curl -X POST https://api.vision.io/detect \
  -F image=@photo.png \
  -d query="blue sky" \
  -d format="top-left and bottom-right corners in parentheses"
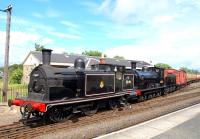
top-left (0, 0), bottom-right (200, 70)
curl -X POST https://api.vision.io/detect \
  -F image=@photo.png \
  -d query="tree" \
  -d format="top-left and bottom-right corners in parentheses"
top-left (0, 71), bottom-right (2, 79)
top-left (113, 55), bottom-right (125, 60)
top-left (82, 50), bottom-right (107, 57)
top-left (9, 68), bottom-right (23, 84)
top-left (155, 63), bottom-right (172, 69)
top-left (35, 43), bottom-right (45, 51)
top-left (9, 64), bottom-right (23, 74)
top-left (180, 67), bottom-right (200, 73)
top-left (62, 52), bottom-right (68, 55)
top-left (0, 64), bottom-right (23, 83)
top-left (7, 64), bottom-right (23, 84)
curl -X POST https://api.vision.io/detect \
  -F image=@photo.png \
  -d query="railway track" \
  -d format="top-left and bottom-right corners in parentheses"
top-left (0, 84), bottom-right (200, 139)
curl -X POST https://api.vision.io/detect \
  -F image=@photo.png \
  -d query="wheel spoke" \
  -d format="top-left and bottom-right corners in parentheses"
top-left (48, 107), bottom-right (72, 122)
top-left (82, 104), bottom-right (99, 116)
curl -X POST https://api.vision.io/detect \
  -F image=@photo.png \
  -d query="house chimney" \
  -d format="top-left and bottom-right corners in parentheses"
top-left (42, 49), bottom-right (52, 65)
top-left (99, 53), bottom-right (105, 64)
top-left (131, 61), bottom-right (137, 69)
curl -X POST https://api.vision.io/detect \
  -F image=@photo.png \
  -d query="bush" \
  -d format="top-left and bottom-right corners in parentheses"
top-left (9, 64), bottom-right (23, 74)
top-left (155, 63), bottom-right (172, 69)
top-left (9, 68), bottom-right (23, 84)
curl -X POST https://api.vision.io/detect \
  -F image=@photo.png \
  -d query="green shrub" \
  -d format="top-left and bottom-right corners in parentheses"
top-left (9, 68), bottom-right (23, 84)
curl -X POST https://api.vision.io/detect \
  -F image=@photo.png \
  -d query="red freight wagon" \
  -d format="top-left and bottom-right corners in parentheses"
top-left (164, 69), bottom-right (187, 86)
top-left (179, 70), bottom-right (187, 85)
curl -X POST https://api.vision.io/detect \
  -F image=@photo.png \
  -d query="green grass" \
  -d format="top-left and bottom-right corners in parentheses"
top-left (0, 78), bottom-right (27, 87)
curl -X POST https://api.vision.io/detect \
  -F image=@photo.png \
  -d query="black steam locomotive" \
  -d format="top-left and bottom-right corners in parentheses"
top-left (9, 49), bottom-right (174, 123)
top-left (9, 49), bottom-right (135, 122)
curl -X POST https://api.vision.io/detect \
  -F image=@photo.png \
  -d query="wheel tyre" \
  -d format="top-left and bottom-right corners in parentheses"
top-left (108, 100), bottom-right (118, 110)
top-left (48, 107), bottom-right (72, 123)
top-left (82, 104), bottom-right (99, 116)
top-left (138, 96), bottom-right (144, 102)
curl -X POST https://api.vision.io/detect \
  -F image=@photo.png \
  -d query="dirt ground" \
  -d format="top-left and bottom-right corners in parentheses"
top-left (0, 103), bottom-right (21, 126)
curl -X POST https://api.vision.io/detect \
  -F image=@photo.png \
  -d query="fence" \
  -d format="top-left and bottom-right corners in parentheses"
top-left (0, 85), bottom-right (28, 102)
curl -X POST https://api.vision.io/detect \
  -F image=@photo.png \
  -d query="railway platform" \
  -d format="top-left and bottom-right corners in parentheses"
top-left (95, 103), bottom-right (200, 139)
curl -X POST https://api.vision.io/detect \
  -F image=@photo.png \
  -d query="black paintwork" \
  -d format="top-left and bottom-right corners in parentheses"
top-left (28, 55), bottom-right (134, 102)
top-left (165, 74), bottom-right (176, 85)
top-left (131, 67), bottom-right (164, 89)
top-left (27, 49), bottom-right (173, 107)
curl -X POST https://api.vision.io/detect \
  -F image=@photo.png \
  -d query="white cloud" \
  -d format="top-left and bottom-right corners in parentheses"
top-left (98, 0), bottom-right (113, 15)
top-left (32, 12), bottom-right (43, 18)
top-left (86, 20), bottom-right (107, 27)
top-left (61, 20), bottom-right (79, 28)
top-left (105, 25), bottom-right (200, 69)
top-left (86, 0), bottom-right (200, 70)
top-left (105, 44), bottom-right (200, 69)
top-left (9, 16), bottom-right (55, 33)
top-left (80, 1), bottom-right (99, 13)
top-left (69, 46), bottom-right (85, 54)
top-left (0, 15), bottom-right (83, 66)
top-left (34, 23), bottom-right (55, 32)
top-left (10, 32), bottom-right (41, 46)
top-left (0, 15), bottom-right (6, 20)
top-left (49, 31), bottom-right (81, 40)
top-left (153, 14), bottom-right (178, 25)
top-left (46, 9), bottom-right (60, 18)
top-left (51, 47), bottom-right (66, 54)
top-left (106, 24), bottom-right (152, 39)
top-left (97, 0), bottom-right (177, 24)
top-left (60, 20), bottom-right (83, 37)
top-left (0, 31), bottom-right (53, 65)
top-left (38, 37), bottom-right (54, 46)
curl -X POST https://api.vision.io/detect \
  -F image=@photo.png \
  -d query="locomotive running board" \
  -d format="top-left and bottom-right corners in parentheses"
top-left (45, 92), bottom-right (128, 108)
top-left (141, 86), bottom-right (165, 92)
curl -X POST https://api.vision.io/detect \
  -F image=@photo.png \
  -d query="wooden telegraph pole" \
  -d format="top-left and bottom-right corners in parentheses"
top-left (1, 5), bottom-right (12, 102)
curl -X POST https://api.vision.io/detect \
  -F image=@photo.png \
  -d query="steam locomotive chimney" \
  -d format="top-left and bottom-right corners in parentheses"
top-left (42, 49), bottom-right (52, 65)
top-left (131, 61), bottom-right (137, 69)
